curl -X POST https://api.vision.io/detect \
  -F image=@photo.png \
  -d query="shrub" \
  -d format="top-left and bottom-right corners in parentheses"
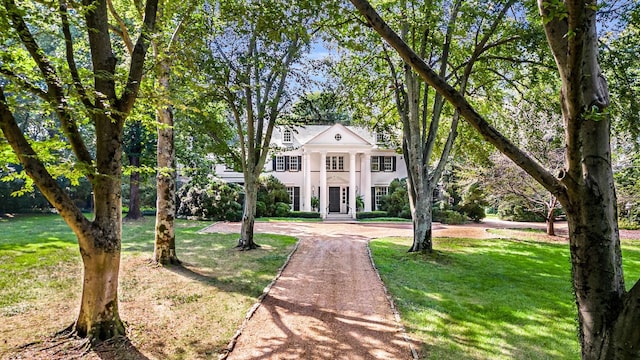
top-left (289, 211), bottom-right (321, 219)
top-left (177, 180), bottom-right (243, 221)
top-left (257, 175), bottom-right (291, 217)
top-left (438, 210), bottom-right (467, 224)
top-left (458, 182), bottom-right (488, 223)
top-left (619, 218), bottom-right (640, 230)
top-left (378, 178), bottom-right (410, 218)
top-left (274, 202), bottom-right (291, 217)
top-left (255, 201), bottom-right (267, 218)
top-left (357, 211), bottom-right (388, 219)
top-left (497, 198), bottom-right (543, 222)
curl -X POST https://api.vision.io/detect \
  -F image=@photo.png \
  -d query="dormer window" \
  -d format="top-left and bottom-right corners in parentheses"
top-left (376, 131), bottom-right (390, 144)
top-left (283, 129), bottom-right (292, 143)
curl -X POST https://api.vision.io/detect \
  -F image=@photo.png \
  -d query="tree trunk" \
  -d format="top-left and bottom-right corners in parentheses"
top-left (74, 237), bottom-right (124, 340)
top-left (239, 174), bottom-right (259, 250)
top-left (125, 154), bottom-right (142, 220)
top-left (546, 207), bottom-right (555, 236)
top-left (154, 59), bottom-right (179, 265)
top-left (74, 116), bottom-right (126, 341)
top-left (408, 181), bottom-right (433, 253)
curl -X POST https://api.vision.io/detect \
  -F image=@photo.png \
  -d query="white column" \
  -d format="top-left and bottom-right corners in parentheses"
top-left (303, 151), bottom-right (311, 211)
top-left (349, 152), bottom-right (357, 219)
top-left (320, 151), bottom-right (327, 219)
top-left (364, 153), bottom-right (372, 212)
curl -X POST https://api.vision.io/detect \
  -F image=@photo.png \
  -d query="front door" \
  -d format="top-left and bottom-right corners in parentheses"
top-left (329, 187), bottom-right (341, 213)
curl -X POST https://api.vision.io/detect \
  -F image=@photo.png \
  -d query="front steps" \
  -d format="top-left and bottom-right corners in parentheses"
top-left (324, 213), bottom-right (356, 222)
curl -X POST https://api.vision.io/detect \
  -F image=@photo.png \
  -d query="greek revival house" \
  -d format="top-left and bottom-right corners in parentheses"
top-left (214, 123), bottom-right (407, 219)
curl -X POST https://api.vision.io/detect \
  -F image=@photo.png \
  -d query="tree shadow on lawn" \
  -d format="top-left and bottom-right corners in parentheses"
top-left (5, 334), bottom-right (150, 360)
top-left (372, 238), bottom-right (581, 359)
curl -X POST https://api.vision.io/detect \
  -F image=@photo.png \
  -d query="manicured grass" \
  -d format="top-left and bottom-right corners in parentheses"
top-left (370, 236), bottom-right (640, 359)
top-left (0, 214), bottom-right (297, 358)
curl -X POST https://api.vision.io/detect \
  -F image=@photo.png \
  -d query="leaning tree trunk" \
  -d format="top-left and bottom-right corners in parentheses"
top-left (239, 173), bottom-right (258, 250)
top-left (125, 154), bottom-right (143, 220)
top-left (154, 59), bottom-right (179, 265)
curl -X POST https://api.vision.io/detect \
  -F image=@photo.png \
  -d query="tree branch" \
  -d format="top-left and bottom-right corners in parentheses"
top-left (107, 0), bottom-right (134, 53)
top-left (0, 68), bottom-right (48, 100)
top-left (60, 0), bottom-right (95, 109)
top-left (0, 86), bottom-right (90, 229)
top-left (349, 0), bottom-right (568, 204)
top-left (116, 0), bottom-right (159, 115)
top-left (4, 0), bottom-right (94, 170)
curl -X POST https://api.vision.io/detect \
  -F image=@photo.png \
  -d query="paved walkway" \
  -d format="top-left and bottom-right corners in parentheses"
top-left (203, 222), bottom-right (416, 360)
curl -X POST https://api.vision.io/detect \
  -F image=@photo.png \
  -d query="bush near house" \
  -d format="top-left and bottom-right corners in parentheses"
top-left (379, 179), bottom-right (412, 219)
top-left (357, 211), bottom-right (388, 219)
top-left (176, 180), bottom-right (243, 221)
top-left (288, 211), bottom-right (321, 219)
top-left (177, 175), bottom-right (294, 221)
top-left (256, 175), bottom-right (291, 218)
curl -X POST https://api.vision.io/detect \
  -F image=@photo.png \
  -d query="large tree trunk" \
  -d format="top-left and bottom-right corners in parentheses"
top-left (74, 236), bottom-right (124, 339)
top-left (125, 154), bottom-right (143, 220)
top-left (154, 59), bottom-right (179, 265)
top-left (238, 174), bottom-right (258, 250)
top-left (409, 190), bottom-right (433, 253)
top-left (562, 115), bottom-right (639, 359)
top-left (406, 166), bottom-right (433, 253)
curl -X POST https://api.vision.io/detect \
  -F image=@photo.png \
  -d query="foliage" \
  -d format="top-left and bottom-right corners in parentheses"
top-left (432, 207), bottom-right (468, 225)
top-left (356, 211), bottom-right (388, 219)
top-left (498, 195), bottom-right (545, 222)
top-left (287, 211), bottom-right (321, 219)
top-left (285, 91), bottom-right (351, 125)
top-left (457, 182), bottom-right (488, 222)
top-left (378, 178), bottom-right (411, 219)
top-left (311, 196), bottom-right (320, 212)
top-left (176, 180), bottom-right (243, 221)
top-left (256, 175), bottom-right (291, 218)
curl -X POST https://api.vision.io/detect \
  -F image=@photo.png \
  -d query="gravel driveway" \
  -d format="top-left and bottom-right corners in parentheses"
top-left (203, 221), bottom-right (417, 360)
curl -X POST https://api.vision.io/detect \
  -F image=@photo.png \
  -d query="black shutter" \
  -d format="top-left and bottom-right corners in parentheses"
top-left (285, 156), bottom-right (290, 171)
top-left (294, 187), bottom-right (300, 211)
top-left (318, 187), bottom-right (321, 201)
top-left (298, 156), bottom-right (302, 172)
top-left (272, 157), bottom-right (276, 171)
top-left (371, 187), bottom-right (376, 210)
top-left (392, 156), bottom-right (396, 171)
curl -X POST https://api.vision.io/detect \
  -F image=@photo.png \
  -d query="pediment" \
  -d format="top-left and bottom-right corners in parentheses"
top-left (305, 124), bottom-right (371, 146)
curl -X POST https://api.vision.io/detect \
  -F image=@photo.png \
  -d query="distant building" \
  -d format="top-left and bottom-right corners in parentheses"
top-left (214, 123), bottom-right (407, 219)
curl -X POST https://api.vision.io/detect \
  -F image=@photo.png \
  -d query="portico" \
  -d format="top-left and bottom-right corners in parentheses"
top-left (303, 149), bottom-right (371, 219)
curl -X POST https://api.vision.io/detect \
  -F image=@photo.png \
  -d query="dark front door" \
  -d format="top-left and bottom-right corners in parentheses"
top-left (329, 187), bottom-right (341, 212)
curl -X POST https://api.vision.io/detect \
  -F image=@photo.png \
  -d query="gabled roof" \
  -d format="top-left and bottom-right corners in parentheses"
top-left (272, 124), bottom-right (376, 148)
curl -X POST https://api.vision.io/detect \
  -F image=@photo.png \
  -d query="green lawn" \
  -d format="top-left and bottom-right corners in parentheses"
top-left (370, 236), bottom-right (640, 359)
top-left (0, 214), bottom-right (297, 358)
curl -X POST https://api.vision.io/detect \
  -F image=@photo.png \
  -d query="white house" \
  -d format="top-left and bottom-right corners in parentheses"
top-left (213, 123), bottom-right (407, 219)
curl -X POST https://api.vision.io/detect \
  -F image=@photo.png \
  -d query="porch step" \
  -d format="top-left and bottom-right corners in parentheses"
top-left (324, 213), bottom-right (356, 222)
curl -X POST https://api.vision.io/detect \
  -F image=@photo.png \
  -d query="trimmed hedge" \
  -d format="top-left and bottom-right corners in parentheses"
top-left (356, 211), bottom-right (388, 219)
top-left (288, 211), bottom-right (321, 219)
